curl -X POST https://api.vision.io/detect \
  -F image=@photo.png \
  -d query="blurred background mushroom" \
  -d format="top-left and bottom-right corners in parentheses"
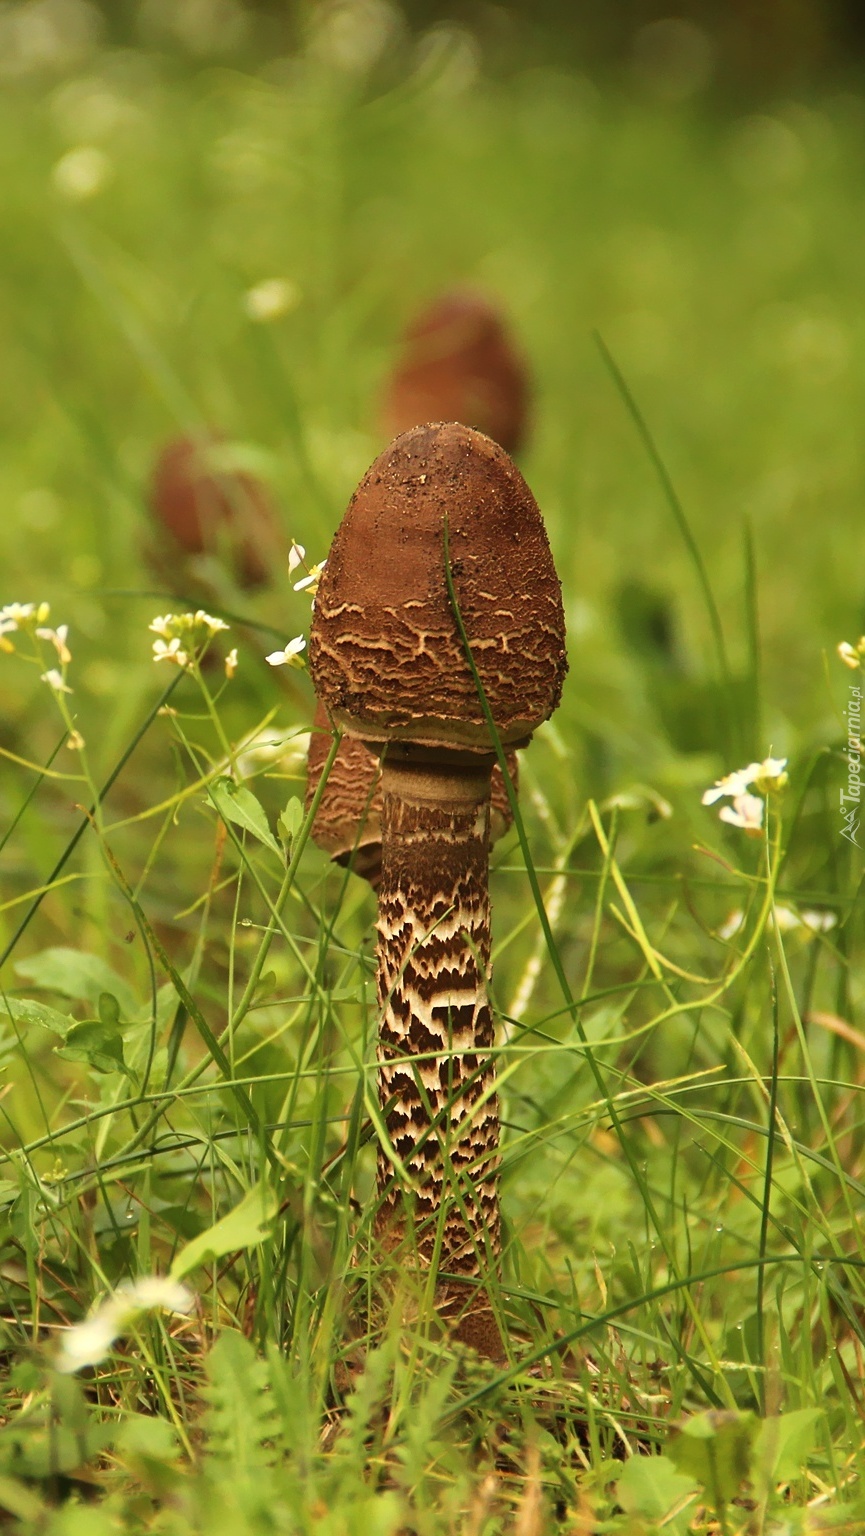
top-left (145, 433), bottom-right (285, 598)
top-left (380, 290), bottom-right (531, 456)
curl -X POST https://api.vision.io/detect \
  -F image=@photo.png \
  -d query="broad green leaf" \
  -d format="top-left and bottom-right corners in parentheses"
top-left (98, 991), bottom-right (120, 1028)
top-left (170, 1183), bottom-right (278, 1280)
top-left (209, 777), bottom-right (281, 856)
top-left (616, 1453), bottom-right (698, 1532)
top-left (0, 998), bottom-right (76, 1037)
top-left (756, 1408), bottom-right (823, 1486)
top-left (13, 948), bottom-right (139, 1019)
top-left (278, 795), bottom-right (303, 843)
top-left (669, 1409), bottom-right (757, 1510)
top-left (55, 1021), bottom-right (132, 1078)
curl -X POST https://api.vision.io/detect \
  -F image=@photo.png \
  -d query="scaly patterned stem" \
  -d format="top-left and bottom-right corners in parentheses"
top-left (374, 753), bottom-right (501, 1344)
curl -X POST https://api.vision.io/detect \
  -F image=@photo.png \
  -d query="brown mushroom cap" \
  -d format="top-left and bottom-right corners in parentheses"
top-left (381, 290), bottom-right (530, 457)
top-left (147, 434), bottom-right (279, 590)
top-left (306, 700), bottom-right (520, 886)
top-left (309, 422), bottom-right (567, 752)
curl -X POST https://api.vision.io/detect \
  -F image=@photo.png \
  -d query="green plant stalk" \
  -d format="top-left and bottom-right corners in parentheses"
top-left (0, 673), bottom-right (182, 973)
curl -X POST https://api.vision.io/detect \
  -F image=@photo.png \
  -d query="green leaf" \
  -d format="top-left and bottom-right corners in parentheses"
top-left (55, 1020), bottom-right (132, 1078)
top-left (616, 1454), bottom-right (698, 1531)
top-left (0, 997), bottom-right (77, 1037)
top-left (278, 795), bottom-right (303, 843)
top-left (170, 1183), bottom-right (278, 1279)
top-left (755, 1408), bottom-right (823, 1486)
top-left (98, 991), bottom-right (121, 1028)
top-left (209, 777), bottom-right (281, 856)
top-left (669, 1409), bottom-right (757, 1511)
top-left (116, 1413), bottom-right (180, 1464)
top-left (13, 948), bottom-right (139, 1018)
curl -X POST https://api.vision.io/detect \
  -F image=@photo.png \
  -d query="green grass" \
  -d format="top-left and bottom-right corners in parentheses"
top-left (0, 25), bottom-right (863, 1534)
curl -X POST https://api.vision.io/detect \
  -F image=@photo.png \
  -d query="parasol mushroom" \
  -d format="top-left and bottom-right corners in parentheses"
top-left (380, 290), bottom-right (531, 456)
top-left (306, 700), bottom-right (520, 892)
top-left (309, 421), bottom-right (566, 1354)
top-left (146, 433), bottom-right (282, 592)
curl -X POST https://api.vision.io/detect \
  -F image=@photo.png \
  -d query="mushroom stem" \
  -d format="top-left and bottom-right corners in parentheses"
top-left (375, 747), bottom-right (501, 1349)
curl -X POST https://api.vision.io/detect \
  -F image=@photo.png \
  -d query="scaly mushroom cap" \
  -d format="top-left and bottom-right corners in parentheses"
top-left (309, 422), bottom-right (567, 752)
top-left (306, 700), bottom-right (520, 886)
top-left (147, 434), bottom-right (279, 591)
top-left (381, 290), bottom-right (530, 456)
top-left (306, 701), bottom-right (383, 886)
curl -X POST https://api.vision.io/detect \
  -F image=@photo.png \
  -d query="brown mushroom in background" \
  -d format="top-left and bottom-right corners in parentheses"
top-left (309, 422), bottom-right (566, 1357)
top-left (306, 701), bottom-right (520, 892)
top-left (146, 433), bottom-right (282, 592)
top-left (380, 290), bottom-right (531, 456)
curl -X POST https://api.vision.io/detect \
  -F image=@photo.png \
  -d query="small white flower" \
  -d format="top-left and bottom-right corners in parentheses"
top-left (36, 623), bottom-right (71, 665)
top-left (702, 765), bottom-right (759, 805)
top-left (0, 601), bottom-right (49, 630)
top-left (703, 756), bottom-right (788, 808)
top-left (149, 611), bottom-right (228, 649)
top-left (52, 146), bottom-right (112, 202)
top-left (116, 1276), bottom-right (193, 1313)
top-left (718, 909), bottom-right (744, 941)
top-left (243, 278), bottom-right (299, 323)
top-left (718, 792), bottom-right (764, 836)
top-left (67, 730), bottom-right (85, 751)
top-left (772, 904), bottom-right (801, 933)
top-left (287, 541), bottom-right (306, 575)
top-left (41, 669), bottom-right (72, 695)
top-left (800, 909), bottom-right (838, 934)
top-left (57, 1275), bottom-right (194, 1374)
top-left (293, 560), bottom-right (326, 598)
top-left (225, 647), bottom-right (238, 679)
top-left (751, 756), bottom-right (788, 794)
top-left (838, 639), bottom-right (865, 670)
top-left (266, 635), bottom-right (306, 669)
top-left (193, 609), bottom-right (229, 637)
top-left (152, 638), bottom-right (190, 669)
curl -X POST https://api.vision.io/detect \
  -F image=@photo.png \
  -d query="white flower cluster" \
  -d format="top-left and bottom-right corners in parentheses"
top-left (1, 602), bottom-right (76, 701)
top-left (719, 905), bottom-right (837, 942)
top-left (149, 610), bottom-right (230, 670)
top-left (838, 637), bottom-right (865, 670)
top-left (57, 1275), bottom-right (194, 1374)
top-left (702, 756), bottom-right (788, 835)
top-left (0, 592), bottom-right (50, 635)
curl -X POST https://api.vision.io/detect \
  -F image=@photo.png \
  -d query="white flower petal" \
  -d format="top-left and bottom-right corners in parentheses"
top-left (718, 910), bottom-right (744, 941)
top-left (56, 1276), bottom-right (194, 1374)
top-left (41, 669), bottom-right (72, 694)
top-left (772, 904), bottom-right (801, 933)
top-left (718, 792), bottom-right (764, 833)
top-left (801, 909), bottom-right (838, 934)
